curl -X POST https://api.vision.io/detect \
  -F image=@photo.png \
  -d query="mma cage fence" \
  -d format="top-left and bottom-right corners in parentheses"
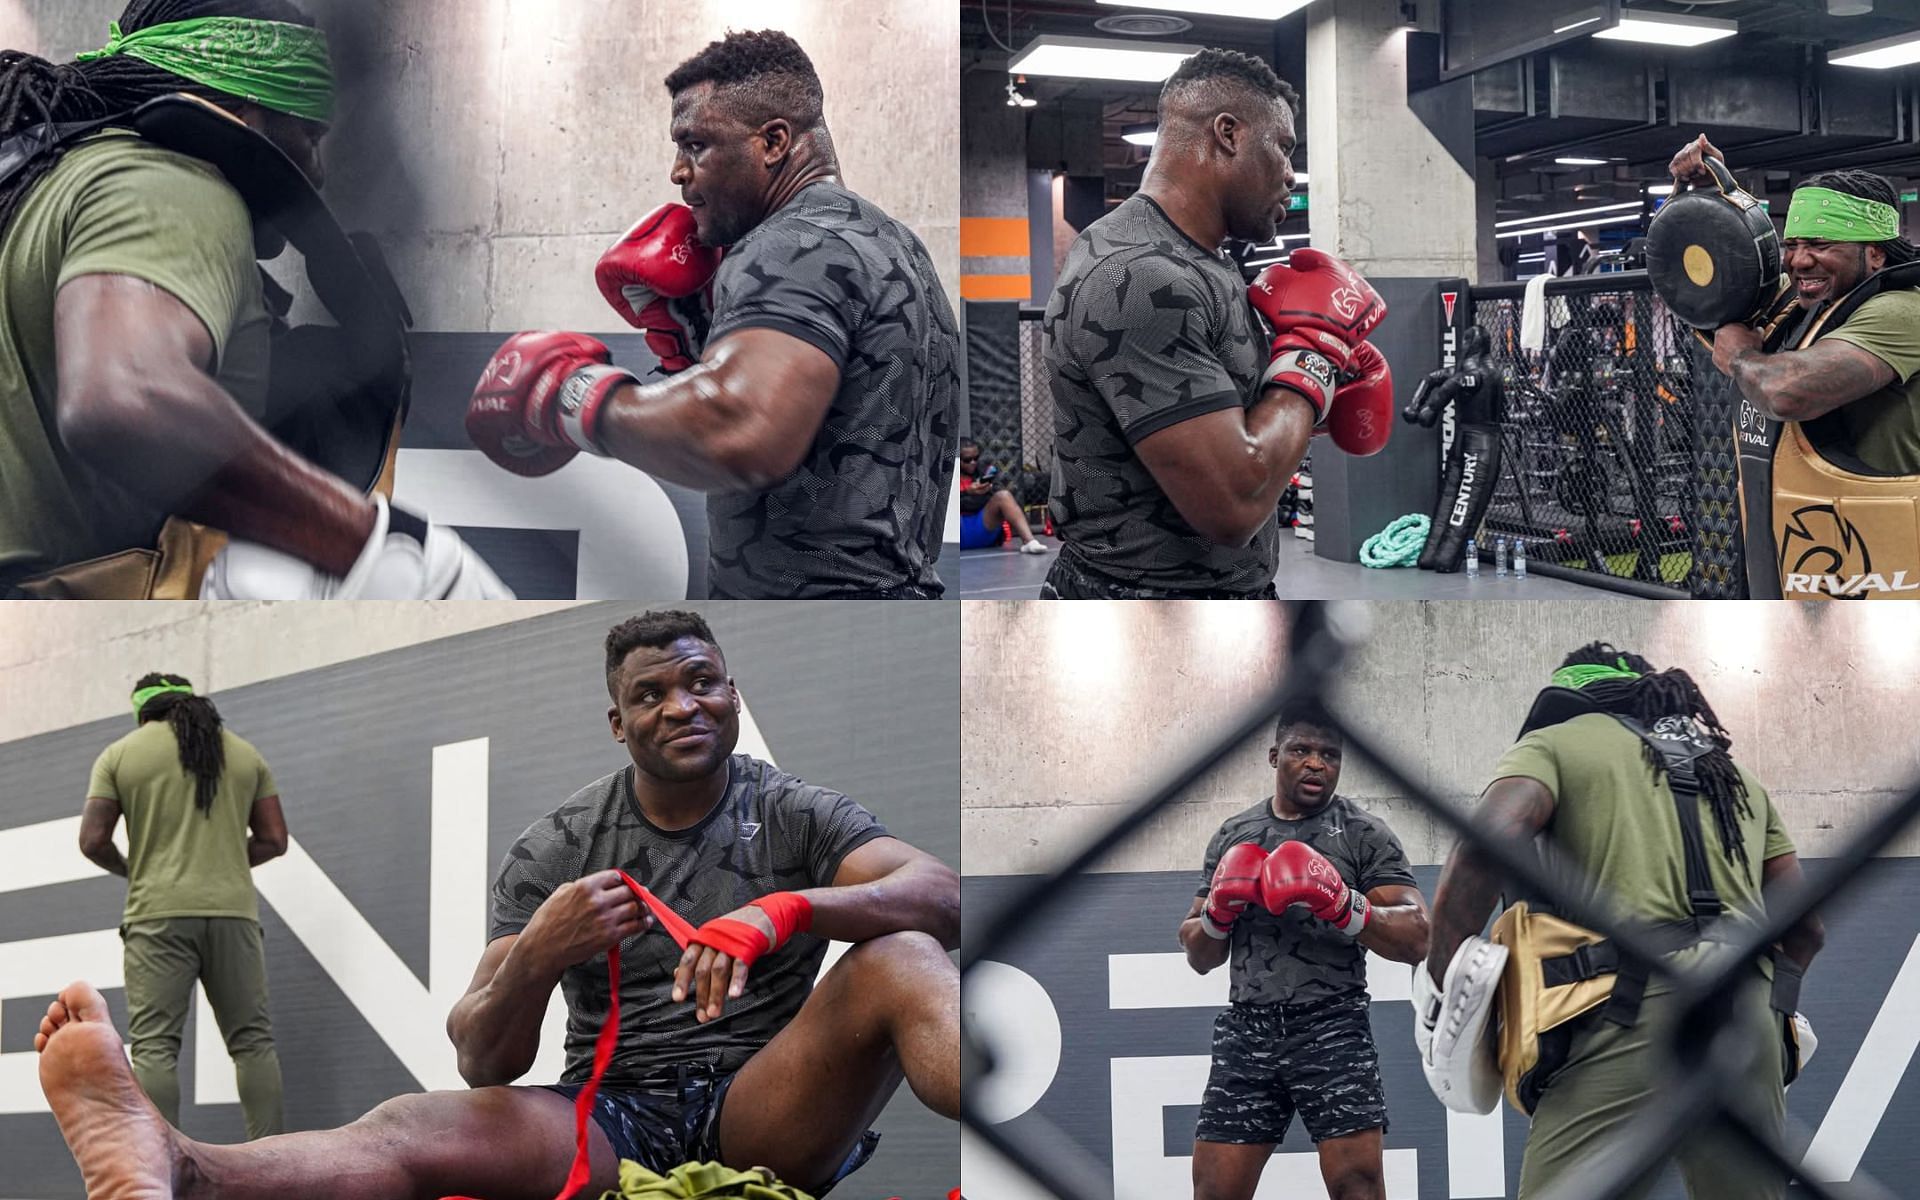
top-left (965, 271), bottom-right (1753, 596)
top-left (958, 600), bottom-right (1914, 1200)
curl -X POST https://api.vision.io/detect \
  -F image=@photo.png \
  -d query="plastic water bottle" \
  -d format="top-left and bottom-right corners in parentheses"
top-left (1495, 536), bottom-right (1510, 577)
top-left (1464, 539), bottom-right (1479, 579)
top-left (1514, 538), bottom-right (1528, 580)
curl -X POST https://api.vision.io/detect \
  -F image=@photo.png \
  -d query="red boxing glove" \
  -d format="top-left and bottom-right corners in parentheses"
top-left (1248, 249), bottom-right (1387, 422)
top-left (1261, 840), bottom-right (1369, 937)
top-left (687, 891), bottom-right (814, 967)
top-left (464, 330), bottom-right (637, 476)
top-left (595, 203), bottom-right (722, 374)
top-left (1203, 842), bottom-right (1270, 939)
top-left (1324, 340), bottom-right (1394, 457)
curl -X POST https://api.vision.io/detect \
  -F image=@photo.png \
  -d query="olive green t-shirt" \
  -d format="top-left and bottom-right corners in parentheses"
top-left (1821, 288), bottom-right (1920, 474)
top-left (1491, 713), bottom-right (1794, 988)
top-left (88, 722), bottom-right (277, 924)
top-left (0, 130), bottom-right (270, 580)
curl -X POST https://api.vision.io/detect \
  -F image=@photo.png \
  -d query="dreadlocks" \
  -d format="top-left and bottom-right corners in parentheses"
top-left (0, 0), bottom-right (315, 232)
top-left (132, 671), bottom-right (226, 816)
top-left (1799, 168), bottom-right (1918, 267)
top-left (1557, 641), bottom-right (1753, 869)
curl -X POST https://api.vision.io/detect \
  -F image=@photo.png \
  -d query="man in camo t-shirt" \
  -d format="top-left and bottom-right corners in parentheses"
top-left (1179, 701), bottom-right (1429, 1200)
top-left (466, 30), bottom-right (957, 599)
top-left (457, 610), bottom-right (961, 1196)
top-left (1042, 48), bottom-right (1307, 599)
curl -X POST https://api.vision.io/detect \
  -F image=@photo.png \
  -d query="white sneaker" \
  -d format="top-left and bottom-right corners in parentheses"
top-left (1018, 539), bottom-right (1050, 555)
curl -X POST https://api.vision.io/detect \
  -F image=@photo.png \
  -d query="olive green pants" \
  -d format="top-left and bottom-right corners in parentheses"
top-left (122, 916), bottom-right (284, 1139)
top-left (1519, 967), bottom-right (1787, 1200)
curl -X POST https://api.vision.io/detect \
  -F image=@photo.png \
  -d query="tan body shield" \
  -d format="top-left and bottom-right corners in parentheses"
top-left (1490, 902), bottom-right (1617, 1115)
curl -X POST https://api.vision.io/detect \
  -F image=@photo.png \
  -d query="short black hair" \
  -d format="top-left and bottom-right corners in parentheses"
top-left (663, 28), bottom-right (824, 132)
top-left (1159, 47), bottom-right (1298, 124)
top-left (1275, 698), bottom-right (1339, 746)
top-left (1798, 168), bottom-right (1917, 265)
top-left (604, 610), bottom-right (722, 696)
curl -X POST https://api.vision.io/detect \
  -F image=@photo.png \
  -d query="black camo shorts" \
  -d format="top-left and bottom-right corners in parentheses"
top-left (1039, 549), bottom-right (1279, 600)
top-left (1195, 992), bottom-right (1388, 1145)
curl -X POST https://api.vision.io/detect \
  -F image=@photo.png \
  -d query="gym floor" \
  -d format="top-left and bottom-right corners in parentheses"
top-left (953, 535), bottom-right (1598, 599)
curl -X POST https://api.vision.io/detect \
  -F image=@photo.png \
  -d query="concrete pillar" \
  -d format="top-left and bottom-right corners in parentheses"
top-left (961, 68), bottom-right (1031, 303)
top-left (1475, 157), bottom-right (1504, 284)
top-left (1304, 0), bottom-right (1475, 277)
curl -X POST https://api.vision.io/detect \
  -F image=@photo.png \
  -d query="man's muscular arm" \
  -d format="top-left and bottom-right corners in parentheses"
top-left (1134, 388), bottom-right (1317, 546)
top-left (1762, 851), bottom-right (1826, 971)
top-left (1425, 775), bottom-right (1556, 985)
top-left (77, 797), bottom-right (127, 877)
top-left (594, 329), bottom-right (842, 493)
top-left (446, 871), bottom-right (649, 1087)
top-left (54, 275), bottom-right (375, 575)
top-left (1356, 883), bottom-right (1430, 966)
top-left (1715, 326), bottom-right (1897, 423)
top-left (1178, 896), bottom-right (1232, 973)
top-left (674, 837), bottom-right (957, 1023)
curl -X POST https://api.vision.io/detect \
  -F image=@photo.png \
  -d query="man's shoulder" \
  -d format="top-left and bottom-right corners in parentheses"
top-left (513, 768), bottom-right (628, 847)
top-left (1213, 797), bottom-right (1275, 841)
top-left (54, 130), bottom-right (243, 208)
top-left (736, 754), bottom-right (850, 812)
top-left (1843, 285), bottom-right (1920, 332)
top-left (1327, 795), bottom-right (1397, 839)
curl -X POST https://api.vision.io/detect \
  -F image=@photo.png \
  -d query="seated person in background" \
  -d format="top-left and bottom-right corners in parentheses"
top-left (959, 441), bottom-right (1048, 555)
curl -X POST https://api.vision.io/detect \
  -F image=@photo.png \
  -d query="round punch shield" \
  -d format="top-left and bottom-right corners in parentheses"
top-left (1645, 157), bottom-right (1784, 330)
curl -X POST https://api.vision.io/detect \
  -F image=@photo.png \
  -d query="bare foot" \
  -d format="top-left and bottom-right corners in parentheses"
top-left (38, 981), bottom-right (179, 1199)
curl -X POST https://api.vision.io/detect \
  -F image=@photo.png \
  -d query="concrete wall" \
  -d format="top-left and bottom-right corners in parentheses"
top-left (0, 602), bottom-right (585, 744)
top-left (961, 600), bottom-right (1920, 874)
top-left (4, 0), bottom-right (958, 330)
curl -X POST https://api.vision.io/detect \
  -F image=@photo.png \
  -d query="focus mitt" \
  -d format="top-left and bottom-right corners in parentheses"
top-left (200, 495), bottom-right (514, 599)
top-left (1412, 935), bottom-right (1508, 1114)
top-left (1785, 1010), bottom-right (1817, 1088)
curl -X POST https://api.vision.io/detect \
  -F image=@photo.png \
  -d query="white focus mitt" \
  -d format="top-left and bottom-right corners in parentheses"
top-left (1412, 935), bottom-right (1509, 1114)
top-left (201, 495), bottom-right (515, 599)
top-left (1786, 1011), bottom-right (1817, 1088)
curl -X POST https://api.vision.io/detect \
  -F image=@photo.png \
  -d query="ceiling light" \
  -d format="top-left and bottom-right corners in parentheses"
top-left (1122, 126), bottom-right (1157, 147)
top-left (1097, 0), bottom-right (1315, 16)
top-left (1830, 31), bottom-right (1920, 68)
top-left (1647, 183), bottom-right (1675, 196)
top-left (1555, 156), bottom-right (1609, 166)
top-left (1828, 0), bottom-right (1874, 15)
top-left (1292, 171), bottom-right (1309, 184)
top-left (1495, 199), bottom-right (1643, 228)
top-left (1594, 12), bottom-right (1737, 46)
top-left (1496, 212), bottom-right (1645, 240)
top-left (1008, 35), bottom-right (1201, 82)
top-left (1005, 79), bottom-right (1037, 108)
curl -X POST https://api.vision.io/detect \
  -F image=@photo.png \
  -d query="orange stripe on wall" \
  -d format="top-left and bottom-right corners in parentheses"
top-left (961, 217), bottom-right (1030, 258)
top-left (961, 274), bottom-right (1032, 301)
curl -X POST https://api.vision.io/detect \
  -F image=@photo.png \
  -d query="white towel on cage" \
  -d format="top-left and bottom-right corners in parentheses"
top-left (1520, 272), bottom-right (1551, 353)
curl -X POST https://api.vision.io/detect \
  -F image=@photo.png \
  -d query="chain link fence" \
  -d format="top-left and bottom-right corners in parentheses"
top-left (1467, 274), bottom-right (1700, 596)
top-left (960, 600), bottom-right (1914, 1200)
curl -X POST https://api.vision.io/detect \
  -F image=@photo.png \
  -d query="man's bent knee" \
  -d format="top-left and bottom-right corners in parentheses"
top-left (830, 930), bottom-right (951, 981)
top-left (1326, 1165), bottom-right (1385, 1200)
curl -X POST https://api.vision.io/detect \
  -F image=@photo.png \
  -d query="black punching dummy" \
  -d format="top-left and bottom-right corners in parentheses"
top-left (1404, 325), bottom-right (1505, 572)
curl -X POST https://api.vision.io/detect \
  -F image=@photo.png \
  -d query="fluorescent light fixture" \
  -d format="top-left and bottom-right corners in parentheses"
top-left (1122, 127), bottom-right (1158, 147)
top-left (1496, 212), bottom-right (1644, 240)
top-left (1008, 35), bottom-right (1201, 82)
top-left (1292, 171), bottom-right (1309, 184)
top-left (1517, 253), bottom-right (1547, 262)
top-left (1554, 16), bottom-right (1603, 34)
top-left (1830, 31), bottom-right (1920, 69)
top-left (1594, 12), bottom-right (1737, 47)
top-left (1555, 156), bottom-right (1609, 166)
top-left (1097, 0), bottom-right (1314, 17)
top-left (1647, 183), bottom-right (1675, 196)
top-left (1495, 200), bottom-right (1642, 229)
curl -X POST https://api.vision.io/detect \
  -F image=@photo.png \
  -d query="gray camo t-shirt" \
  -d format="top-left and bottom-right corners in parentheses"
top-left (1044, 193), bottom-right (1274, 593)
top-left (703, 180), bottom-right (960, 599)
top-left (488, 754), bottom-right (889, 1081)
top-left (1198, 794), bottom-right (1416, 1005)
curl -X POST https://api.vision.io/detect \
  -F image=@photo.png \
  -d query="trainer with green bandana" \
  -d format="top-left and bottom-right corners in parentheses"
top-left (81, 673), bottom-right (289, 1139)
top-left (1424, 642), bottom-right (1826, 1199)
top-left (1670, 137), bottom-right (1920, 474)
top-left (0, 0), bottom-right (503, 600)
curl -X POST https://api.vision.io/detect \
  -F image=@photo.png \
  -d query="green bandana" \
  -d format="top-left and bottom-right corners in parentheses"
top-left (77, 17), bottom-right (334, 124)
top-left (1784, 186), bottom-right (1900, 243)
top-left (131, 682), bottom-right (194, 715)
top-left (1550, 660), bottom-right (1641, 691)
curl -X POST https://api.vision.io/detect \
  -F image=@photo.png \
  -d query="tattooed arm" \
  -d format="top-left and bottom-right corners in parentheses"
top-left (1423, 776), bottom-right (1556, 986)
top-left (1713, 324), bottom-right (1897, 422)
